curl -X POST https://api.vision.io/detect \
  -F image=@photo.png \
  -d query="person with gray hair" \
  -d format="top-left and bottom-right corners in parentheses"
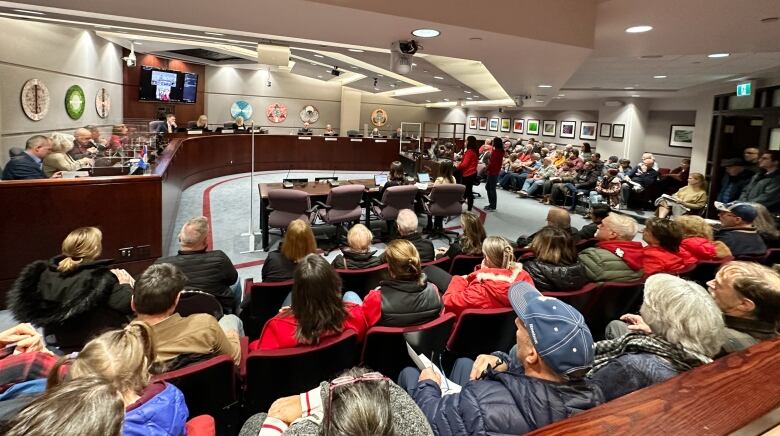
top-left (391, 209), bottom-right (435, 262)
top-left (154, 216), bottom-right (240, 313)
top-left (578, 213), bottom-right (644, 283)
top-left (238, 367), bottom-right (433, 436)
top-left (588, 273), bottom-right (725, 401)
top-left (43, 132), bottom-right (94, 177)
top-left (70, 127), bottom-right (98, 160)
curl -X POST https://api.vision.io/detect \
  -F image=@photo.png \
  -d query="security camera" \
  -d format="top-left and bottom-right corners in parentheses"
top-left (392, 40), bottom-right (420, 55)
top-left (122, 42), bottom-right (137, 67)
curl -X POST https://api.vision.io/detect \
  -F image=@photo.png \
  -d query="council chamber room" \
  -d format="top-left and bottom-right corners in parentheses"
top-left (1, 0), bottom-right (780, 434)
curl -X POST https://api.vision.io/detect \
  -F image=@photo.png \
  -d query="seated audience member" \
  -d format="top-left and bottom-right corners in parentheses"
top-left (425, 236), bottom-right (534, 317)
top-left (577, 203), bottom-right (611, 240)
top-left (743, 147), bottom-right (761, 169)
top-left (707, 261), bottom-right (780, 353)
top-left (580, 142), bottom-right (593, 160)
top-left (331, 224), bottom-right (383, 269)
top-left (191, 114), bottom-right (210, 131)
top-left (42, 132), bottom-right (92, 177)
top-left (435, 211), bottom-right (486, 259)
top-left (656, 158), bottom-right (690, 193)
top-left (323, 124), bottom-right (337, 136)
top-left (240, 367), bottom-right (432, 436)
top-left (8, 227), bottom-right (133, 352)
top-left (232, 116), bottom-right (247, 130)
top-left (517, 157), bottom-right (556, 197)
top-left (578, 213), bottom-right (644, 283)
top-left (378, 161), bottom-right (407, 197)
top-left (86, 125), bottom-right (107, 147)
top-left (250, 255), bottom-right (366, 351)
top-left (555, 161), bottom-right (598, 210)
top-left (5, 377), bottom-right (125, 436)
top-left (154, 113), bottom-right (177, 134)
top-left (363, 240), bottom-right (442, 327)
top-left (434, 160), bottom-right (456, 185)
top-left (551, 149), bottom-right (566, 167)
top-left (674, 215), bottom-right (731, 261)
top-left (655, 172), bottom-right (707, 218)
top-left (588, 274), bottom-right (724, 401)
top-left (523, 227), bottom-right (588, 292)
top-left (70, 128), bottom-right (98, 160)
top-left (516, 208), bottom-right (579, 247)
top-left (262, 219), bottom-right (317, 282)
top-left (539, 163), bottom-right (576, 205)
top-left (48, 321), bottom-right (189, 434)
top-left (739, 151), bottom-right (780, 213)
top-left (717, 158), bottom-right (754, 203)
top-left (593, 168), bottom-right (621, 208)
top-left (642, 217), bottom-right (686, 275)
top-left (619, 153), bottom-right (658, 209)
top-left (154, 216), bottom-right (240, 314)
top-left (714, 202), bottom-right (767, 257)
top-left (133, 263), bottom-right (241, 366)
top-left (2, 135), bottom-right (57, 180)
top-left (589, 152), bottom-right (604, 174)
top-left (751, 202), bottom-right (780, 247)
top-left (399, 282), bottom-right (603, 435)
top-left (392, 209), bottom-right (435, 262)
top-left (108, 124), bottom-right (129, 151)
top-left (604, 155), bottom-right (620, 172)
top-left (566, 148), bottom-right (584, 170)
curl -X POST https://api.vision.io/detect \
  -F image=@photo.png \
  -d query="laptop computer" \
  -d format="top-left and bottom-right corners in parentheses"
top-left (417, 172), bottom-right (430, 183)
top-left (374, 174), bottom-right (388, 186)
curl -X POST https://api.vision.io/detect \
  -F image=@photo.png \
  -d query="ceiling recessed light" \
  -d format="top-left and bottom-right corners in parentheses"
top-left (653, 75), bottom-right (667, 79)
top-left (443, 98), bottom-right (450, 101)
top-left (134, 41), bottom-right (143, 45)
top-left (708, 53), bottom-right (730, 58)
top-left (631, 94), bottom-right (640, 97)
top-left (624, 87), bottom-right (634, 90)
top-left (13, 9), bottom-right (45, 15)
top-left (94, 24), bottom-right (112, 29)
top-left (204, 31), bottom-right (224, 36)
top-left (466, 97), bottom-right (472, 100)
top-left (625, 25), bottom-right (653, 33)
top-left (412, 28), bottom-right (440, 38)
top-left (537, 84), bottom-right (552, 88)
top-left (535, 100), bottom-right (544, 103)
top-left (350, 66), bottom-right (358, 69)
top-left (464, 90), bottom-right (471, 94)
top-left (374, 87), bottom-right (379, 90)
top-left (558, 94), bottom-right (565, 97)
top-left (310, 62), bottom-right (317, 66)
top-left (314, 54), bottom-right (324, 58)
top-left (425, 100), bottom-right (431, 103)
top-left (348, 48), bottom-right (364, 53)
top-left (411, 63), bottom-right (417, 67)
top-left (377, 74), bottom-right (383, 77)
top-left (433, 76), bottom-right (444, 80)
top-left (317, 75), bottom-right (323, 78)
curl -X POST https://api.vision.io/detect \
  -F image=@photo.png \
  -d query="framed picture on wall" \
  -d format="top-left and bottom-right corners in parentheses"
top-left (599, 123), bottom-right (612, 138)
top-left (580, 122), bottom-right (597, 140)
top-left (500, 118), bottom-right (511, 132)
top-left (468, 117), bottom-right (478, 129)
top-left (669, 125), bottom-right (695, 148)
top-left (489, 117), bottom-right (499, 131)
top-left (513, 118), bottom-right (524, 134)
top-left (560, 121), bottom-right (576, 139)
top-left (542, 120), bottom-right (556, 137)
top-left (526, 119), bottom-right (540, 135)
top-left (612, 124), bottom-right (625, 139)
top-left (479, 117), bottom-right (488, 130)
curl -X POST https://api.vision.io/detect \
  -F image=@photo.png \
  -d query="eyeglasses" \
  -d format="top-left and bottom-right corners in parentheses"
top-left (325, 372), bottom-right (389, 431)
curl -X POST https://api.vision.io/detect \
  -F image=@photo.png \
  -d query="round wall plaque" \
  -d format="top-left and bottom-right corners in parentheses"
top-left (371, 108), bottom-right (388, 127)
top-left (299, 105), bottom-right (319, 123)
top-left (266, 103), bottom-right (288, 123)
top-left (65, 85), bottom-right (86, 120)
top-left (20, 78), bottom-right (50, 121)
top-left (95, 87), bottom-right (111, 118)
top-left (230, 100), bottom-right (254, 120)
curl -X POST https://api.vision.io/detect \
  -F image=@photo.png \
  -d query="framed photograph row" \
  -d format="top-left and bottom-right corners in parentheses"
top-left (468, 116), bottom-right (607, 141)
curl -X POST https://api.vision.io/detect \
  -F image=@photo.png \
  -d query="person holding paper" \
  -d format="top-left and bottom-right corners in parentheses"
top-left (398, 282), bottom-right (604, 435)
top-left (654, 173), bottom-right (707, 218)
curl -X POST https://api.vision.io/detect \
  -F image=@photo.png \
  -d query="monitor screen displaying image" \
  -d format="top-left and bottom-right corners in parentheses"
top-left (139, 66), bottom-right (198, 104)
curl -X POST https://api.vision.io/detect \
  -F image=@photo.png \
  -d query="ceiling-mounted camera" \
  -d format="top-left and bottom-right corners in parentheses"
top-left (122, 42), bottom-right (137, 67)
top-left (390, 40), bottom-right (421, 75)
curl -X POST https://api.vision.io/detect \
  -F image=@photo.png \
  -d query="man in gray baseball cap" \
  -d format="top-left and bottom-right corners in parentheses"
top-left (399, 282), bottom-right (604, 435)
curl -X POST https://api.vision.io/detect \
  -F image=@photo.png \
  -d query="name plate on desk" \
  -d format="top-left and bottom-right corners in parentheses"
top-left (187, 130), bottom-right (203, 135)
top-left (221, 129), bottom-right (234, 134)
top-left (350, 138), bottom-right (363, 142)
top-left (297, 136), bottom-right (312, 140)
top-left (324, 137), bottom-right (338, 141)
top-left (374, 139), bottom-right (387, 143)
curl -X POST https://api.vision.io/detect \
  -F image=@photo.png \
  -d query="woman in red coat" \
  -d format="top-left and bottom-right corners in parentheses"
top-left (456, 136), bottom-right (479, 211)
top-left (249, 255), bottom-right (367, 351)
top-left (484, 137), bottom-right (506, 211)
top-left (674, 215), bottom-right (732, 264)
top-left (642, 217), bottom-right (686, 275)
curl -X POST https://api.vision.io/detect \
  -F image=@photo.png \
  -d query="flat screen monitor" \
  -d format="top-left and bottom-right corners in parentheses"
top-left (374, 174), bottom-right (388, 186)
top-left (139, 66), bottom-right (198, 104)
top-left (417, 172), bottom-right (430, 183)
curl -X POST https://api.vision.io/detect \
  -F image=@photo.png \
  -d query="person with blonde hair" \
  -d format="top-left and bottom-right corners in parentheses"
top-left (750, 202), bottom-right (780, 247)
top-left (43, 132), bottom-right (93, 177)
top-left (232, 115), bottom-right (247, 130)
top-left (425, 236), bottom-right (534, 317)
top-left (262, 219), bottom-right (317, 282)
top-left (192, 114), bottom-right (210, 131)
top-left (674, 215), bottom-right (732, 261)
top-left (523, 226), bottom-right (588, 292)
top-left (589, 274), bottom-right (725, 401)
top-left (655, 173), bottom-right (707, 218)
top-left (331, 224), bottom-right (382, 269)
top-left (8, 227), bottom-right (134, 353)
top-left (362, 239), bottom-right (442, 327)
top-left (435, 212), bottom-right (486, 259)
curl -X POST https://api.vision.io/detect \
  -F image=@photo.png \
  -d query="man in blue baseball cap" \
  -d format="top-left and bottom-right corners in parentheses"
top-left (714, 201), bottom-right (767, 257)
top-left (399, 282), bottom-right (604, 435)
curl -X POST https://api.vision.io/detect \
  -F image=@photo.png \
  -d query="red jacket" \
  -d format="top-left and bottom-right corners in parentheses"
top-left (442, 264), bottom-right (534, 317)
top-left (249, 302), bottom-right (368, 351)
top-left (679, 237), bottom-right (718, 266)
top-left (595, 240), bottom-right (644, 271)
top-left (642, 246), bottom-right (686, 275)
top-left (457, 149), bottom-right (478, 177)
top-left (486, 149), bottom-right (505, 176)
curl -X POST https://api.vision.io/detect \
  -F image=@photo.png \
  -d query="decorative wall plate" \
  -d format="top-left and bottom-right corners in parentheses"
top-left (20, 78), bottom-right (50, 121)
top-left (266, 103), bottom-right (287, 123)
top-left (95, 87), bottom-right (111, 118)
top-left (299, 105), bottom-right (319, 123)
top-left (65, 85), bottom-right (85, 120)
top-left (230, 100), bottom-right (254, 120)
top-left (371, 108), bottom-right (388, 127)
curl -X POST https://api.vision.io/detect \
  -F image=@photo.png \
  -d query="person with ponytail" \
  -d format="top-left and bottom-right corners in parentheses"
top-left (48, 321), bottom-right (189, 435)
top-left (362, 239), bottom-right (442, 327)
top-left (8, 227), bottom-right (134, 353)
top-left (424, 236), bottom-right (534, 317)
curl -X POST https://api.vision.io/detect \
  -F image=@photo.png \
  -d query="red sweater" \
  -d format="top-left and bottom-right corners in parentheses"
top-left (443, 264), bottom-right (534, 317)
top-left (249, 303), bottom-right (368, 351)
top-left (457, 149), bottom-right (478, 177)
top-left (642, 246), bottom-right (686, 275)
top-left (486, 149), bottom-right (505, 176)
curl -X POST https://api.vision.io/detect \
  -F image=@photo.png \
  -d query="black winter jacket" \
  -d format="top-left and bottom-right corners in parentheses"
top-left (522, 259), bottom-right (588, 292)
top-left (374, 276), bottom-right (442, 327)
top-left (261, 250), bottom-right (297, 282)
top-left (331, 249), bottom-right (384, 270)
top-left (155, 249), bottom-right (238, 312)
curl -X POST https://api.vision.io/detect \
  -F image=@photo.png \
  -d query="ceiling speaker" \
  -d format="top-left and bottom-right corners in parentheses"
top-left (257, 44), bottom-right (290, 67)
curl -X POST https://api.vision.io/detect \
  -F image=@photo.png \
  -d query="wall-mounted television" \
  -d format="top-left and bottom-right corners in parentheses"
top-left (138, 66), bottom-right (198, 104)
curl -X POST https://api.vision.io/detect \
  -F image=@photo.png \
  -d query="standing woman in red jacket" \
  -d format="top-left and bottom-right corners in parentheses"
top-left (484, 137), bottom-right (506, 211)
top-left (456, 136), bottom-right (479, 211)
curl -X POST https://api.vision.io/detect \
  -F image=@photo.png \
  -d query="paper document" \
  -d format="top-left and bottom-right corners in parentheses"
top-left (406, 342), bottom-right (461, 396)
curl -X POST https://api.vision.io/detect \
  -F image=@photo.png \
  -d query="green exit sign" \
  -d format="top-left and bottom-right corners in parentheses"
top-left (737, 82), bottom-right (752, 96)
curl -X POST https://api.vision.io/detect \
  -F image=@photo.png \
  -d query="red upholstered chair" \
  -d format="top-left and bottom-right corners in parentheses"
top-left (335, 264), bottom-right (389, 299)
top-left (239, 279), bottom-right (294, 340)
top-left (175, 290), bottom-right (223, 320)
top-left (360, 313), bottom-right (456, 379)
top-left (371, 185), bottom-right (418, 236)
top-left (421, 255), bottom-right (451, 271)
top-left (681, 259), bottom-right (730, 288)
top-left (446, 308), bottom-right (517, 360)
top-left (422, 184), bottom-right (466, 242)
top-left (152, 354), bottom-right (237, 418)
top-left (448, 254), bottom-right (483, 276)
top-left (244, 330), bottom-right (360, 413)
top-left (568, 280), bottom-right (645, 341)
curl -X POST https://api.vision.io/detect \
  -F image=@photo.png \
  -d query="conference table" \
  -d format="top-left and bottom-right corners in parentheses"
top-left (0, 133), bottom-right (400, 303)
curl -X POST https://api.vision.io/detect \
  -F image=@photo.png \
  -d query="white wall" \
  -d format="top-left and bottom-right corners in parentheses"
top-left (0, 18), bottom-right (124, 165)
top-left (644, 110), bottom-right (696, 168)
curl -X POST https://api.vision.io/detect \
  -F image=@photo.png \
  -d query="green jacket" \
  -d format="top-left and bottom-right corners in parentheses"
top-left (578, 247), bottom-right (643, 283)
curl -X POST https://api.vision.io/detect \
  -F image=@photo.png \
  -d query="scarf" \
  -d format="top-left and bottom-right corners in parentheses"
top-left (589, 332), bottom-right (712, 375)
